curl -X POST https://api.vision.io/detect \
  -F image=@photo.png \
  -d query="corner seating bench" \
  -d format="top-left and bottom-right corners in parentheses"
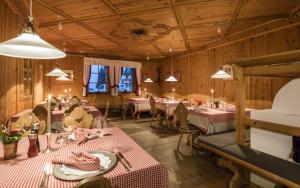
top-left (194, 131), bottom-right (300, 188)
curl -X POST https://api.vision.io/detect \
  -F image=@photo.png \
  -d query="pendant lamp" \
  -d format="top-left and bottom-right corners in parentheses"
top-left (46, 67), bottom-right (68, 77)
top-left (0, 0), bottom-right (66, 59)
top-left (56, 75), bottom-right (70, 81)
top-left (211, 65), bottom-right (232, 79)
top-left (165, 48), bottom-right (177, 82)
top-left (144, 78), bottom-right (154, 83)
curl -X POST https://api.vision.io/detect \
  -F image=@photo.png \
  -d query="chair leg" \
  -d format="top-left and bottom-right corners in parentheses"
top-left (190, 133), bottom-right (193, 155)
top-left (177, 133), bottom-right (184, 151)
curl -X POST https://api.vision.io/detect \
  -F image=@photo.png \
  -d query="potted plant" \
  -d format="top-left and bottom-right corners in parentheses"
top-left (0, 126), bottom-right (23, 160)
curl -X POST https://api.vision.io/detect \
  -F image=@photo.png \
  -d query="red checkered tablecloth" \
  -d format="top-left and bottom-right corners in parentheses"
top-left (0, 127), bottom-right (168, 188)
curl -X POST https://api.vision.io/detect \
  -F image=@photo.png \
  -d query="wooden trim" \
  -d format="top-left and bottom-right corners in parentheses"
top-left (224, 0), bottom-right (246, 36)
top-left (174, 16), bottom-right (300, 58)
top-left (244, 63), bottom-right (300, 76)
top-left (170, 0), bottom-right (190, 49)
top-left (244, 117), bottom-right (300, 137)
top-left (198, 142), bottom-right (300, 188)
top-left (232, 50), bottom-right (300, 67)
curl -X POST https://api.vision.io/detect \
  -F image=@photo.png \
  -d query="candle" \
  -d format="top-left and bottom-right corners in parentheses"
top-left (172, 88), bottom-right (175, 99)
top-left (68, 88), bottom-right (72, 98)
top-left (47, 94), bottom-right (52, 133)
top-left (210, 89), bottom-right (214, 108)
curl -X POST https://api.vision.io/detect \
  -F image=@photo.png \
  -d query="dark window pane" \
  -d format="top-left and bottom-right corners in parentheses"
top-left (119, 67), bottom-right (133, 93)
top-left (88, 65), bottom-right (108, 93)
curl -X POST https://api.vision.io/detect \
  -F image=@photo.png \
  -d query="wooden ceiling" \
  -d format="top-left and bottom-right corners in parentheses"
top-left (14, 0), bottom-right (300, 60)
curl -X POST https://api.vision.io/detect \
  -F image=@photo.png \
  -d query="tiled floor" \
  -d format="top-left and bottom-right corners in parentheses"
top-left (108, 118), bottom-right (232, 188)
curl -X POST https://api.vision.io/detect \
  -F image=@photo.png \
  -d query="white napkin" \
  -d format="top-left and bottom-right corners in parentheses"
top-left (61, 153), bottom-right (112, 176)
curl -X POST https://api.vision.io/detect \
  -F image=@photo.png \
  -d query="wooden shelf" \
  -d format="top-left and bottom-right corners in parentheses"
top-left (232, 50), bottom-right (300, 67)
top-left (243, 63), bottom-right (300, 77)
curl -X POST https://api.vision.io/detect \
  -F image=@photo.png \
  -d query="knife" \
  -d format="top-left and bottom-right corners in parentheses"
top-left (116, 154), bottom-right (130, 172)
top-left (117, 152), bottom-right (132, 168)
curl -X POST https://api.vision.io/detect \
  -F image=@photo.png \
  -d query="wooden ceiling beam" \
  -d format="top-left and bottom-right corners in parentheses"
top-left (224, 0), bottom-right (246, 36)
top-left (170, 0), bottom-right (190, 49)
top-left (290, 3), bottom-right (300, 17)
top-left (33, 0), bottom-right (143, 58)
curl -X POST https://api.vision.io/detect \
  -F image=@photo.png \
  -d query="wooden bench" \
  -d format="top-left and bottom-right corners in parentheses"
top-left (195, 131), bottom-right (300, 188)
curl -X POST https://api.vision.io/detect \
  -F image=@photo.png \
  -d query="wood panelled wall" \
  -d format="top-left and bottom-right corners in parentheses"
top-left (0, 1), bottom-right (44, 122)
top-left (160, 26), bottom-right (300, 109)
top-left (43, 55), bottom-right (161, 108)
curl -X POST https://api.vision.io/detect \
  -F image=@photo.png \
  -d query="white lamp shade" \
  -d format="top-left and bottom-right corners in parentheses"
top-left (165, 75), bottom-right (178, 82)
top-left (0, 32), bottom-right (66, 59)
top-left (211, 69), bottom-right (232, 79)
top-left (46, 67), bottom-right (68, 77)
top-left (56, 75), bottom-right (70, 81)
top-left (144, 78), bottom-right (154, 83)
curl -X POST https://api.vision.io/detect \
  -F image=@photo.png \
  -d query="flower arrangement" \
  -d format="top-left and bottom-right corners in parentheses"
top-left (0, 126), bottom-right (23, 144)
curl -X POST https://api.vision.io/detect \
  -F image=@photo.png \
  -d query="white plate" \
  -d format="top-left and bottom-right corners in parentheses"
top-left (53, 150), bottom-right (117, 181)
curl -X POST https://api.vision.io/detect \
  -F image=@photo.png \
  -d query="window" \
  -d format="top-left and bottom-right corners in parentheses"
top-left (88, 65), bottom-right (109, 93)
top-left (23, 59), bottom-right (33, 97)
top-left (119, 67), bottom-right (134, 93)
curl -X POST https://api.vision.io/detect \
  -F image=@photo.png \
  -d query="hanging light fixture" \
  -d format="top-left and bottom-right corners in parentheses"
top-left (144, 78), bottom-right (154, 83)
top-left (211, 65), bottom-right (232, 79)
top-left (56, 75), bottom-right (70, 81)
top-left (165, 48), bottom-right (178, 82)
top-left (46, 67), bottom-right (68, 77)
top-left (0, 0), bottom-right (66, 59)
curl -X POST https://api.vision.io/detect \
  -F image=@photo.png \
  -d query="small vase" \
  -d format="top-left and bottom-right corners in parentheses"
top-left (3, 142), bottom-right (18, 160)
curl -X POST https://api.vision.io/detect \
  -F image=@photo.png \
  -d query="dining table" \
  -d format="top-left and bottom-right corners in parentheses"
top-left (155, 99), bottom-right (189, 118)
top-left (187, 106), bottom-right (254, 135)
top-left (127, 97), bottom-right (151, 119)
top-left (0, 127), bottom-right (168, 188)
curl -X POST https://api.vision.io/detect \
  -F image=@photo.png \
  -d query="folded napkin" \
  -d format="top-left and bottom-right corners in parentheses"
top-left (52, 152), bottom-right (101, 171)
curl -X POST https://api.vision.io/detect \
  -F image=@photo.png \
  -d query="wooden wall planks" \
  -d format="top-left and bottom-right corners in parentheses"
top-left (160, 26), bottom-right (300, 109)
top-left (0, 1), bottom-right (44, 122)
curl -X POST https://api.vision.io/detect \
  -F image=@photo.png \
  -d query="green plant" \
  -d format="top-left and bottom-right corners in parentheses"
top-left (0, 130), bottom-right (23, 144)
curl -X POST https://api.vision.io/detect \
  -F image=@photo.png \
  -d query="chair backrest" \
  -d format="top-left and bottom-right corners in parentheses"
top-left (104, 100), bottom-right (110, 120)
top-left (75, 176), bottom-right (113, 188)
top-left (65, 104), bottom-right (80, 114)
top-left (149, 96), bottom-right (156, 114)
top-left (32, 105), bottom-right (48, 122)
top-left (69, 97), bottom-right (81, 106)
top-left (64, 107), bottom-right (93, 129)
top-left (174, 102), bottom-right (189, 129)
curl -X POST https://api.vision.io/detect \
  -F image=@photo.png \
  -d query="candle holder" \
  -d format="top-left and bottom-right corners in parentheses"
top-left (43, 133), bottom-right (55, 154)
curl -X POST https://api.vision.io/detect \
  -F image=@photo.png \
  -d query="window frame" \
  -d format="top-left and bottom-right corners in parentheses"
top-left (87, 65), bottom-right (110, 94)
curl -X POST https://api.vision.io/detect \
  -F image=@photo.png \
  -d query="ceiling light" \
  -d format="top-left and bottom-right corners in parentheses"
top-left (46, 67), bottom-right (68, 77)
top-left (216, 18), bottom-right (222, 34)
top-left (56, 75), bottom-right (70, 81)
top-left (211, 68), bottom-right (232, 79)
top-left (165, 75), bottom-right (178, 82)
top-left (144, 78), bottom-right (154, 83)
top-left (0, 0), bottom-right (66, 59)
top-left (166, 47), bottom-right (178, 82)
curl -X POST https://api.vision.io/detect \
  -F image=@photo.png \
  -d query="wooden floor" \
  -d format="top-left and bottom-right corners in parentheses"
top-left (108, 118), bottom-right (232, 188)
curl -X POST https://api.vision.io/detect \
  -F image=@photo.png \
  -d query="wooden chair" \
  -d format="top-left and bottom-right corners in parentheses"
top-left (149, 96), bottom-right (160, 128)
top-left (64, 107), bottom-right (93, 129)
top-left (69, 96), bottom-right (81, 106)
top-left (120, 94), bottom-right (129, 120)
top-left (174, 102), bottom-right (198, 155)
top-left (32, 105), bottom-right (48, 123)
top-left (10, 112), bottom-right (46, 135)
top-left (65, 104), bottom-right (80, 114)
top-left (75, 176), bottom-right (114, 188)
